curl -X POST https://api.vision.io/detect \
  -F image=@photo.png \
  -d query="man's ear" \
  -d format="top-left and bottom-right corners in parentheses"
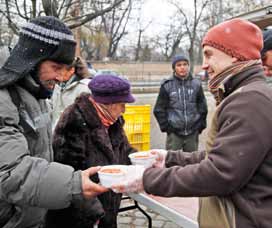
top-left (232, 57), bottom-right (238, 63)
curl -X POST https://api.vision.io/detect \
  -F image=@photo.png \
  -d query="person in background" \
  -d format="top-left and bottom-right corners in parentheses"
top-left (261, 29), bottom-right (272, 78)
top-left (52, 56), bottom-right (93, 130)
top-left (114, 18), bottom-right (272, 228)
top-left (46, 74), bottom-right (136, 228)
top-left (0, 16), bottom-right (108, 228)
top-left (87, 61), bottom-right (97, 76)
top-left (153, 55), bottom-right (207, 151)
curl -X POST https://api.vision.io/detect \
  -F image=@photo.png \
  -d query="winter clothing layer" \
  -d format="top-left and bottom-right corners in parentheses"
top-left (0, 73), bottom-right (81, 228)
top-left (47, 93), bottom-right (136, 228)
top-left (1, 16), bottom-right (76, 88)
top-left (154, 73), bottom-right (207, 136)
top-left (166, 131), bottom-right (198, 151)
top-left (143, 66), bottom-right (272, 227)
top-left (202, 18), bottom-right (263, 61)
top-left (51, 75), bottom-right (90, 130)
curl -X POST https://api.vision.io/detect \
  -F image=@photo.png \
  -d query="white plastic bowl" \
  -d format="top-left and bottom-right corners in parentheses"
top-left (98, 165), bottom-right (127, 187)
top-left (128, 151), bottom-right (156, 168)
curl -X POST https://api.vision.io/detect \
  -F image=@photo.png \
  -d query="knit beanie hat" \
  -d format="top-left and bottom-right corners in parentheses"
top-left (172, 55), bottom-right (189, 70)
top-left (202, 18), bottom-right (263, 61)
top-left (261, 29), bottom-right (272, 57)
top-left (2, 16), bottom-right (76, 83)
top-left (88, 74), bottom-right (135, 104)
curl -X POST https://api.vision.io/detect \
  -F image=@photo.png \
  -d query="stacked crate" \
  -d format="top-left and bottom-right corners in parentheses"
top-left (123, 105), bottom-right (151, 151)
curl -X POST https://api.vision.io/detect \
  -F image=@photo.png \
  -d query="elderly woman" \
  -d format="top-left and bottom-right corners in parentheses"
top-left (45, 74), bottom-right (136, 228)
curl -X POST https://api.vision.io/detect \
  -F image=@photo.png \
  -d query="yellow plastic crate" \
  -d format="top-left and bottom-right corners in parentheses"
top-left (123, 105), bottom-right (151, 151)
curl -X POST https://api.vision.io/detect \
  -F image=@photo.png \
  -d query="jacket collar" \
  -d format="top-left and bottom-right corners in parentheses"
top-left (75, 94), bottom-right (125, 163)
top-left (173, 72), bottom-right (193, 81)
top-left (75, 93), bottom-right (124, 129)
top-left (223, 64), bottom-right (265, 97)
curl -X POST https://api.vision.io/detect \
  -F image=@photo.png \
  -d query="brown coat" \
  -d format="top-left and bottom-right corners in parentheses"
top-left (46, 93), bottom-right (135, 228)
top-left (143, 66), bottom-right (272, 228)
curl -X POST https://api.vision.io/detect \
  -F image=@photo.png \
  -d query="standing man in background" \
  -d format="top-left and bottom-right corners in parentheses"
top-left (153, 55), bottom-right (207, 151)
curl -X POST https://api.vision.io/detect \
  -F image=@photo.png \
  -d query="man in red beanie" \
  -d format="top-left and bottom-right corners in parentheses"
top-left (113, 18), bottom-right (272, 228)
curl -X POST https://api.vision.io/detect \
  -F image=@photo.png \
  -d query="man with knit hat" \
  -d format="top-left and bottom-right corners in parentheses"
top-left (113, 18), bottom-right (272, 228)
top-left (0, 16), bottom-right (108, 228)
top-left (154, 54), bottom-right (207, 151)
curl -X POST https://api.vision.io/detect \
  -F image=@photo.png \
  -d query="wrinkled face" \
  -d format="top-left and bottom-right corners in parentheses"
top-left (38, 60), bottom-right (74, 91)
top-left (174, 60), bottom-right (189, 78)
top-left (262, 50), bottom-right (272, 77)
top-left (202, 45), bottom-right (237, 79)
top-left (107, 103), bottom-right (126, 120)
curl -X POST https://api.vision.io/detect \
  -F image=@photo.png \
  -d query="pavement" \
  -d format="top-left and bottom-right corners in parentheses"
top-left (117, 197), bottom-right (183, 228)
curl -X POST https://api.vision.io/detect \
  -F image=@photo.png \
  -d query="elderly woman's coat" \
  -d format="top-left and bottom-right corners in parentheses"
top-left (46, 93), bottom-right (136, 228)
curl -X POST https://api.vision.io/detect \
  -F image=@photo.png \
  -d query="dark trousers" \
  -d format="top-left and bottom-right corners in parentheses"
top-left (166, 131), bottom-right (199, 152)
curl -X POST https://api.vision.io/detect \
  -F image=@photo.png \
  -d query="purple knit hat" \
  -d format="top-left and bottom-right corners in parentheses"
top-left (88, 74), bottom-right (135, 104)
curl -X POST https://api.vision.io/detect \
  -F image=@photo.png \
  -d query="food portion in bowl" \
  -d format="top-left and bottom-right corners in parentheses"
top-left (128, 151), bottom-right (156, 168)
top-left (134, 155), bottom-right (150, 159)
top-left (98, 165), bottom-right (127, 187)
top-left (100, 168), bottom-right (123, 174)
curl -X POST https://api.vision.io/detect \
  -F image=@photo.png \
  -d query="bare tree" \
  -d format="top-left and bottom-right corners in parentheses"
top-left (134, 20), bottom-right (151, 61)
top-left (99, 0), bottom-right (135, 59)
top-left (0, 0), bottom-right (126, 32)
top-left (170, 0), bottom-right (211, 72)
top-left (154, 21), bottom-right (187, 61)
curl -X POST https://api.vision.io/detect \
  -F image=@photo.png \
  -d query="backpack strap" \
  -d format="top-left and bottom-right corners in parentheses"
top-left (0, 86), bottom-right (21, 128)
top-left (7, 85), bottom-right (21, 109)
top-left (6, 85), bottom-right (36, 134)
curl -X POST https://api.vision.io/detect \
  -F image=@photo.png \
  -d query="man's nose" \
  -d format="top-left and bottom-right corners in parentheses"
top-left (202, 63), bottom-right (209, 70)
top-left (122, 105), bottom-right (126, 113)
top-left (55, 75), bottom-right (65, 82)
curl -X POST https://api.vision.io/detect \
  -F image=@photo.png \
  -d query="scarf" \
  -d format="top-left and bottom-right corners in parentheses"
top-left (89, 96), bottom-right (116, 127)
top-left (208, 60), bottom-right (262, 105)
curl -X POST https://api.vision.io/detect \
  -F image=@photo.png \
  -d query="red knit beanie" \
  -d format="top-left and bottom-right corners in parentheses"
top-left (202, 18), bottom-right (263, 61)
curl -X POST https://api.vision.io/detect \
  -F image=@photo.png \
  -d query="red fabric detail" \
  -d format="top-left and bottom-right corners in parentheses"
top-left (202, 18), bottom-right (263, 60)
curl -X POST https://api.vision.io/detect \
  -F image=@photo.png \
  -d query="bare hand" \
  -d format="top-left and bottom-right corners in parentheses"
top-left (81, 166), bottom-right (109, 199)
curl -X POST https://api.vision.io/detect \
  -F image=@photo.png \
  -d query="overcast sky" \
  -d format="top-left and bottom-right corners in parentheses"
top-left (141, 0), bottom-right (176, 35)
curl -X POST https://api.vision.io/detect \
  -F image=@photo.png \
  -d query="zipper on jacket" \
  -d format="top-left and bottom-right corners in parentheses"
top-left (181, 80), bottom-right (188, 135)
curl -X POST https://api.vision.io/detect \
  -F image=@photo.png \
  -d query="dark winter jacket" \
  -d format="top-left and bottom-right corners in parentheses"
top-left (46, 93), bottom-right (135, 228)
top-left (144, 66), bottom-right (272, 227)
top-left (154, 73), bottom-right (207, 136)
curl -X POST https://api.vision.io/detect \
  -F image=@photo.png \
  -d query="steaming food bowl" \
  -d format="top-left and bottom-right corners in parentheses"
top-left (128, 151), bottom-right (156, 168)
top-left (98, 165), bottom-right (127, 187)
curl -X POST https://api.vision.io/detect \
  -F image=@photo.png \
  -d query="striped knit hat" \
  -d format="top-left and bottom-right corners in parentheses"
top-left (3, 16), bottom-right (76, 78)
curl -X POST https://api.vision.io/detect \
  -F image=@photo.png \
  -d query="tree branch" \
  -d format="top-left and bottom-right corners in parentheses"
top-left (68, 0), bottom-right (125, 29)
